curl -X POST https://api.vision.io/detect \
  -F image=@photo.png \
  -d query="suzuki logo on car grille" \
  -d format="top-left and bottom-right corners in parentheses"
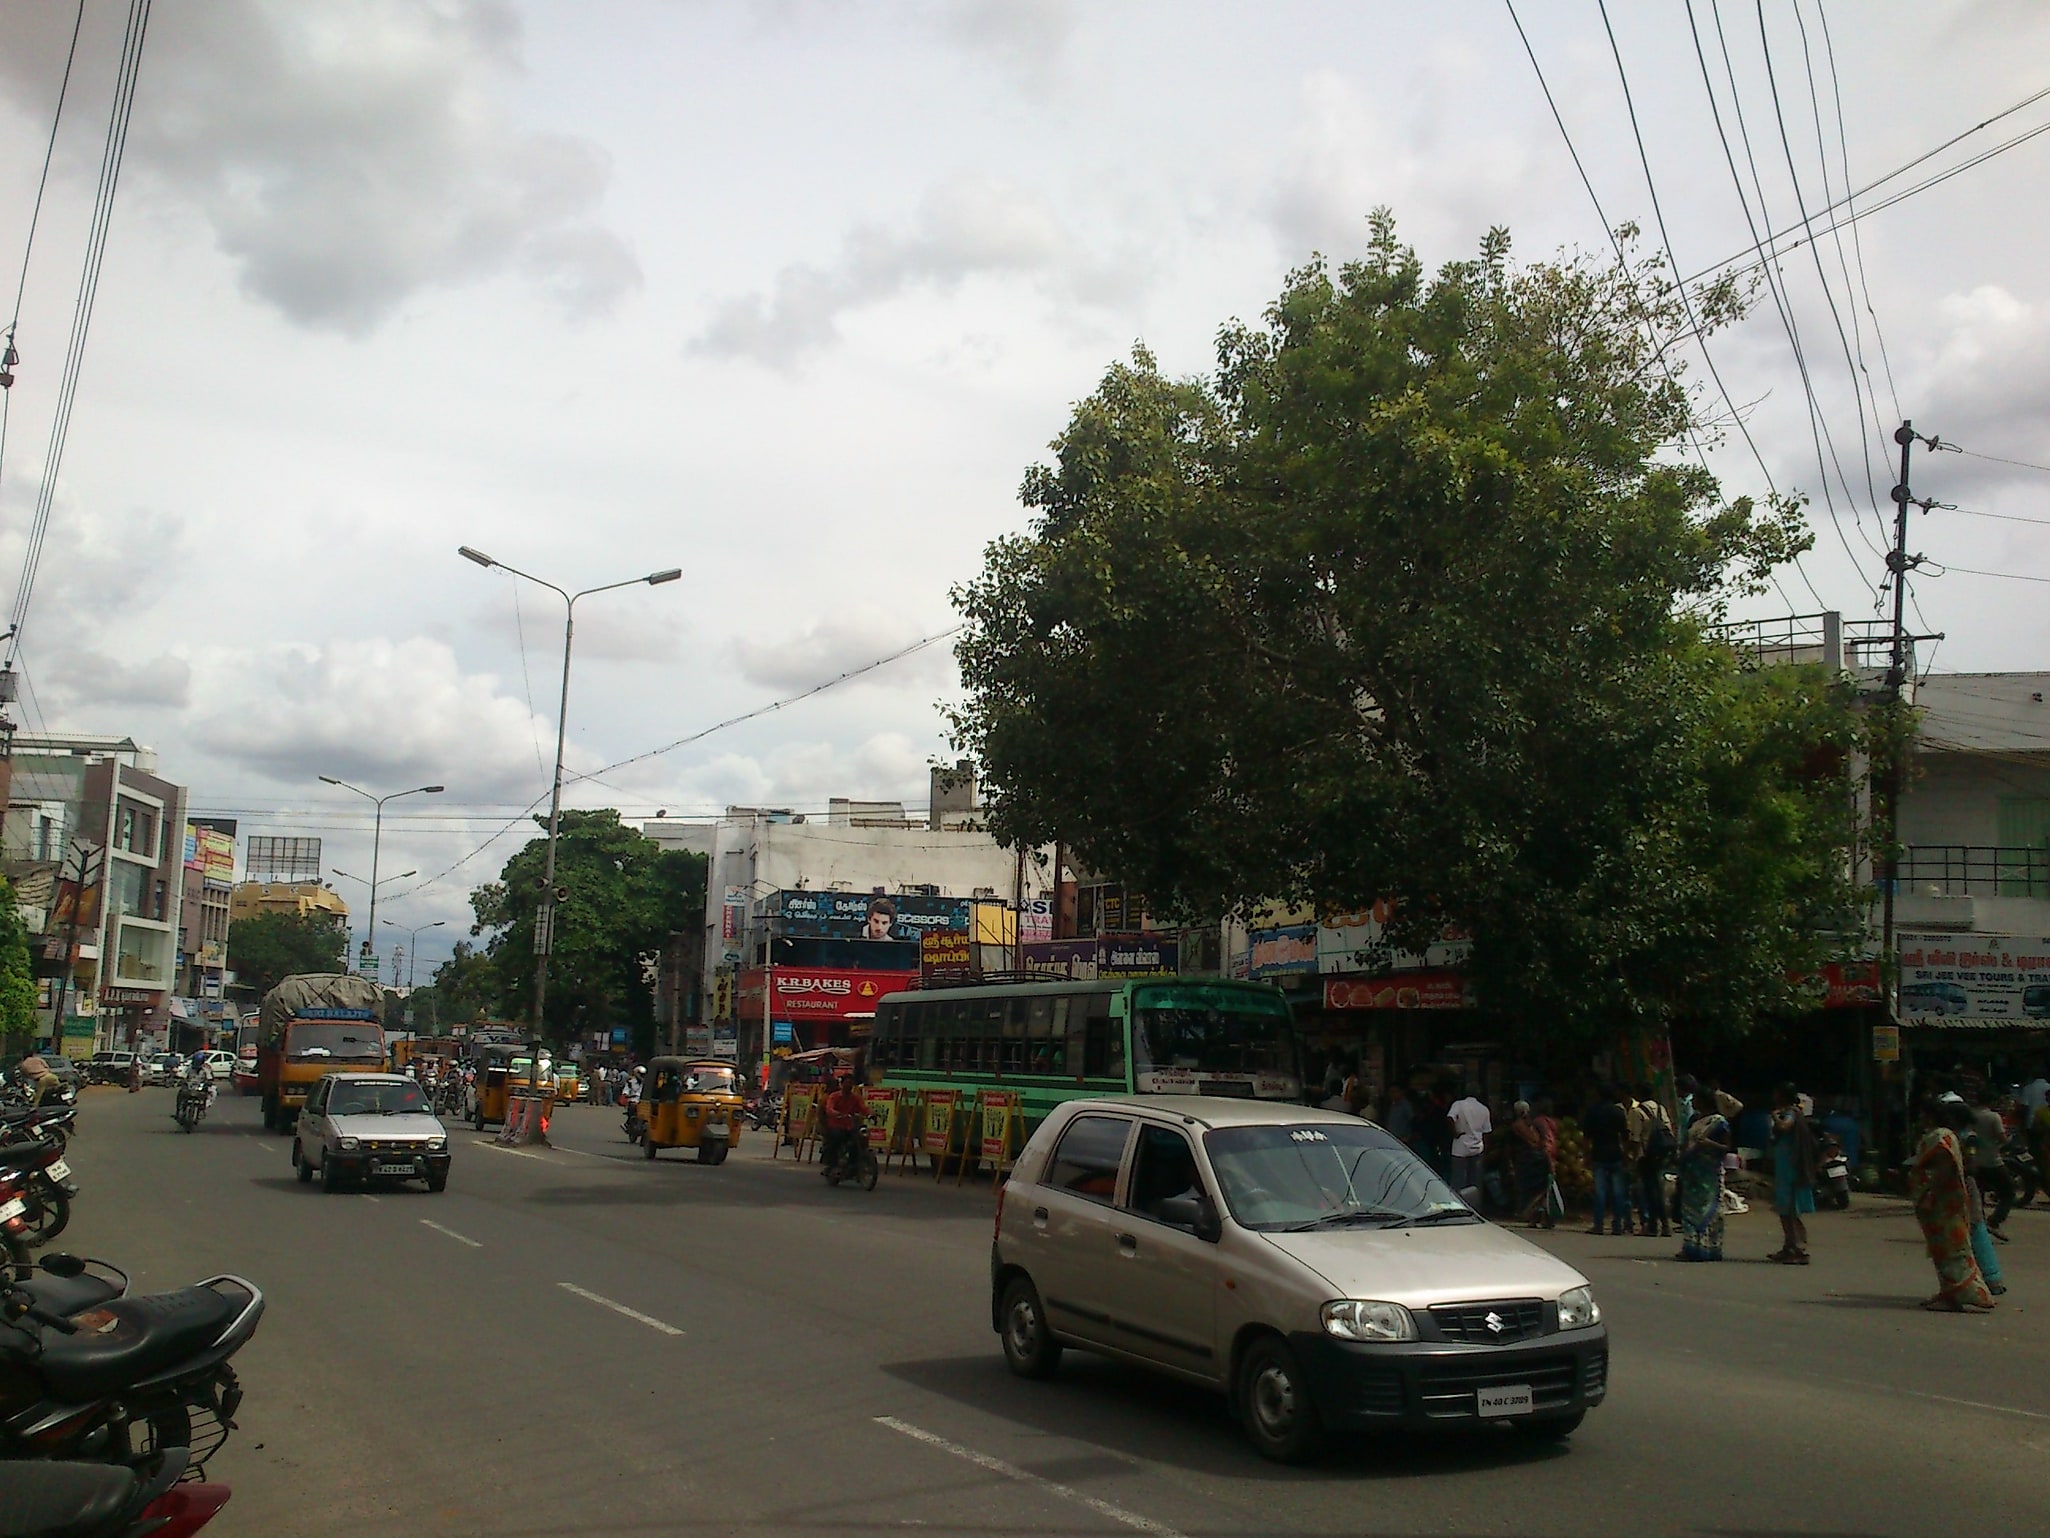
top-left (1483, 1311), bottom-right (1506, 1335)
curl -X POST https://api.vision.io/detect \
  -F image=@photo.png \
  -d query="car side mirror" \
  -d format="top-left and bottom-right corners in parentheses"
top-left (1156, 1194), bottom-right (1223, 1243)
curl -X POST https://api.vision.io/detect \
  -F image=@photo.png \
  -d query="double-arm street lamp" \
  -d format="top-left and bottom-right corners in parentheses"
top-left (382, 917), bottom-right (448, 992)
top-left (330, 867), bottom-right (418, 978)
top-left (319, 777), bottom-right (443, 976)
top-left (457, 547), bottom-right (681, 1061)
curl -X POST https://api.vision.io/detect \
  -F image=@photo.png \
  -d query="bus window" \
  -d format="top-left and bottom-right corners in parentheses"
top-left (1082, 994), bottom-right (1121, 1080)
top-left (919, 1000), bottom-right (947, 1071)
top-left (1026, 997), bottom-right (1056, 1074)
top-left (1050, 997), bottom-right (1071, 1075)
top-left (999, 999), bottom-right (1027, 1075)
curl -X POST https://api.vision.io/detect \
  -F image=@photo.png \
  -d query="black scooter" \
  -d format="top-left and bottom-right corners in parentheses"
top-left (0, 1265), bottom-right (263, 1470)
top-left (1, 1448), bottom-right (232, 1537)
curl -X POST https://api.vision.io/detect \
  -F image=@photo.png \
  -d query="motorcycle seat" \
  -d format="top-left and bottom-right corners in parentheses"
top-left (0, 1459), bottom-right (139, 1538)
top-left (15, 1271), bottom-right (124, 1318)
top-left (35, 1286), bottom-right (241, 1401)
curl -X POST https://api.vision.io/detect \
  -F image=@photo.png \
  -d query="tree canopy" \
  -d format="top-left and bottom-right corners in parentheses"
top-left (227, 909), bottom-right (349, 1000)
top-left (951, 216), bottom-right (1864, 1049)
top-left (470, 809), bottom-right (705, 1049)
top-left (418, 940), bottom-right (498, 1030)
top-left (0, 878), bottom-right (40, 1051)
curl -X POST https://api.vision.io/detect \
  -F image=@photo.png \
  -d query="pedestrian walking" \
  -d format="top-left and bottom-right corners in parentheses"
top-left (1413, 1085), bottom-right (1453, 1176)
top-left (1768, 1083), bottom-right (1818, 1265)
top-left (1448, 1087), bottom-right (1491, 1201)
top-left (1582, 1085), bottom-right (1631, 1237)
top-left (1912, 1101), bottom-right (1996, 1311)
top-left (1508, 1100), bottom-right (1556, 1228)
top-left (1968, 1087), bottom-right (2014, 1238)
top-left (1676, 1097), bottom-right (1733, 1261)
top-left (1630, 1083), bottom-right (1674, 1239)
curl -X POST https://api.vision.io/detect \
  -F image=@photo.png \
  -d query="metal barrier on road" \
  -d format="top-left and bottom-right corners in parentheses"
top-left (498, 1088), bottom-right (555, 1146)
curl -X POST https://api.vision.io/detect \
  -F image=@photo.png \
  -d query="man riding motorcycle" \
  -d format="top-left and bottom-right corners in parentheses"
top-left (819, 1072), bottom-right (868, 1180)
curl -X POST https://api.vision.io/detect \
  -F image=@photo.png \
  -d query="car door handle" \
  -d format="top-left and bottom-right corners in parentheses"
top-left (1032, 1206), bottom-right (1049, 1231)
top-left (1117, 1232), bottom-right (1138, 1256)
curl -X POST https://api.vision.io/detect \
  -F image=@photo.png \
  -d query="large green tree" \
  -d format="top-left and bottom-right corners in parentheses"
top-left (0, 877), bottom-right (40, 1051)
top-left (226, 909), bottom-right (349, 1000)
top-left (470, 810), bottom-right (705, 1048)
top-left (417, 940), bottom-right (499, 1029)
top-left (951, 215), bottom-right (1864, 1050)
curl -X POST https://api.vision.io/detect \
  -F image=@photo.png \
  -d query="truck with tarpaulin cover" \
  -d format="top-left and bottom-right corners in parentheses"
top-left (259, 973), bottom-right (387, 1131)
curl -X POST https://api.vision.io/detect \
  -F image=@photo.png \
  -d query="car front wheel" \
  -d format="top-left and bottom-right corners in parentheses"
top-left (1235, 1335), bottom-right (1323, 1464)
top-left (294, 1142), bottom-right (313, 1184)
top-left (321, 1153), bottom-right (344, 1192)
top-left (998, 1276), bottom-right (1062, 1379)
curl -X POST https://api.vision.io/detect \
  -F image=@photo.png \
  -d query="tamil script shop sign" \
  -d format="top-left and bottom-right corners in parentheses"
top-left (770, 968), bottom-right (917, 1018)
top-left (1323, 973), bottom-right (1472, 1011)
top-left (772, 891), bottom-right (970, 941)
top-left (1021, 937), bottom-right (1178, 980)
top-left (1248, 924), bottom-right (1318, 978)
top-left (1898, 933), bottom-right (2050, 1026)
top-left (920, 929), bottom-right (975, 985)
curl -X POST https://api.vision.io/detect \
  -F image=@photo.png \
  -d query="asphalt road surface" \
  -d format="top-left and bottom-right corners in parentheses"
top-left (52, 1086), bottom-right (2050, 1537)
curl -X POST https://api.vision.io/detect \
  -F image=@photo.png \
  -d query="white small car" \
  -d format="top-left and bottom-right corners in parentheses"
top-left (992, 1097), bottom-right (1607, 1462)
top-left (292, 1072), bottom-right (451, 1192)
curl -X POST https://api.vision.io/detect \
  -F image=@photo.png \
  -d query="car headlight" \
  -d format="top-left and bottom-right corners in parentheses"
top-left (338, 1136), bottom-right (361, 1152)
top-left (427, 1138), bottom-right (447, 1152)
top-left (1557, 1285), bottom-right (1601, 1330)
top-left (1320, 1300), bottom-right (1417, 1342)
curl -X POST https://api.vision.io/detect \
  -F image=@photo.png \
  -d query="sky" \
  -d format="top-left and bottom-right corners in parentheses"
top-left (2, 0), bottom-right (2047, 980)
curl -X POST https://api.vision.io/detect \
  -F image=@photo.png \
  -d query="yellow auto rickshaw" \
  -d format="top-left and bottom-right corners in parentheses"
top-left (468, 1044), bottom-right (518, 1129)
top-left (638, 1057), bottom-right (743, 1164)
top-left (553, 1061), bottom-right (582, 1103)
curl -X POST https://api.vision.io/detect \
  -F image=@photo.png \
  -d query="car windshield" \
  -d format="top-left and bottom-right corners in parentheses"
top-left (328, 1081), bottom-right (429, 1117)
top-left (1203, 1121), bottom-right (1478, 1231)
top-left (287, 1024), bottom-right (383, 1061)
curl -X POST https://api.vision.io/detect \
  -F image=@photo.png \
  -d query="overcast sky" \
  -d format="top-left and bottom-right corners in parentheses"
top-left (2, 0), bottom-right (2046, 977)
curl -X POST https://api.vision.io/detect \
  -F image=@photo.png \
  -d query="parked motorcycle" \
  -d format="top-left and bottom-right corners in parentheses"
top-left (743, 1094), bottom-right (781, 1133)
top-left (1815, 1130), bottom-right (1852, 1210)
top-left (0, 1269), bottom-right (264, 1468)
top-left (2, 1449), bottom-right (231, 1537)
top-left (0, 1137), bottom-right (78, 1248)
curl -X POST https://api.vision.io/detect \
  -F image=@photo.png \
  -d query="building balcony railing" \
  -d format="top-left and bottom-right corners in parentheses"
top-left (1899, 845), bottom-right (2050, 899)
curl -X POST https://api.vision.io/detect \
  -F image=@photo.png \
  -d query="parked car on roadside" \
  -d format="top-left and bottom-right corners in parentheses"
top-left (991, 1097), bottom-right (1608, 1462)
top-left (85, 1050), bottom-right (136, 1085)
top-left (147, 1053), bottom-right (184, 1086)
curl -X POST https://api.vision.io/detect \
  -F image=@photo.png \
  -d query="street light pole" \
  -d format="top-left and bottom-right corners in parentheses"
top-left (331, 867), bottom-right (420, 974)
top-left (320, 777), bottom-right (444, 978)
top-left (382, 918), bottom-right (448, 991)
top-left (457, 548), bottom-right (680, 1071)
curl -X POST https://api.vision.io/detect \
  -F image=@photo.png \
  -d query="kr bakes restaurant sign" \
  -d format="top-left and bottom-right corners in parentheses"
top-left (769, 968), bottom-right (916, 1018)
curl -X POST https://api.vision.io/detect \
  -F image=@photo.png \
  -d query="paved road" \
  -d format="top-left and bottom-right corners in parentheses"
top-left (51, 1085), bottom-right (2050, 1537)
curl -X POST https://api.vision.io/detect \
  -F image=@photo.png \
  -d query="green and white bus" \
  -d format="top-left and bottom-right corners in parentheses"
top-left (869, 976), bottom-right (1302, 1130)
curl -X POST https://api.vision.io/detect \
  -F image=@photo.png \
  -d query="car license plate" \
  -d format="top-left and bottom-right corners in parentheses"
top-left (0, 1199), bottom-right (23, 1222)
top-left (375, 1162), bottom-right (416, 1177)
top-left (46, 1161), bottom-right (69, 1181)
top-left (1476, 1384), bottom-right (1533, 1418)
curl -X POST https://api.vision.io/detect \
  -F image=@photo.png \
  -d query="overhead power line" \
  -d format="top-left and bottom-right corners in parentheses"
top-left (6, 0), bottom-right (152, 668)
top-left (0, 0), bottom-right (88, 514)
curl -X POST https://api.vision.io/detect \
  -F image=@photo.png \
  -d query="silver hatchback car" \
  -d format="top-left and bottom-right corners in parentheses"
top-left (991, 1097), bottom-right (1607, 1461)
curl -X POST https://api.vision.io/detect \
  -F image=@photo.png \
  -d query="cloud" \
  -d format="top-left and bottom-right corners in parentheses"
top-left (40, 648), bottom-right (192, 711)
top-left (690, 171), bottom-right (1075, 366)
top-left (193, 636), bottom-right (559, 800)
top-left (730, 608), bottom-right (956, 692)
top-left (931, 0), bottom-right (1077, 87)
top-left (1920, 286), bottom-right (2050, 489)
top-left (0, 0), bottom-right (640, 334)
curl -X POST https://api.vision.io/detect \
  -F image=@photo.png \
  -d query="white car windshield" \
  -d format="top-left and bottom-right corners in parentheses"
top-left (328, 1081), bottom-right (429, 1117)
top-left (1203, 1122), bottom-right (1478, 1231)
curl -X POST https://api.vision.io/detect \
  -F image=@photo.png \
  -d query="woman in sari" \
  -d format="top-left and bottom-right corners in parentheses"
top-left (1676, 1102), bottom-right (1732, 1260)
top-left (1910, 1104), bottom-right (1995, 1312)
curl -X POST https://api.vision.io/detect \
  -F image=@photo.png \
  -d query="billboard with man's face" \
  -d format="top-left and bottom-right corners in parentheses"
top-left (770, 890), bottom-right (970, 940)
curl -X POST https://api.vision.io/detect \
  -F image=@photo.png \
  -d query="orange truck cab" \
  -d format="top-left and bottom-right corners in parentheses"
top-left (258, 973), bottom-right (387, 1132)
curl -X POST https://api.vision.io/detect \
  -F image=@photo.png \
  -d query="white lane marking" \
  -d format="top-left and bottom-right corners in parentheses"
top-left (874, 1416), bottom-right (1183, 1537)
top-left (1859, 1383), bottom-right (2050, 1422)
top-left (420, 1219), bottom-right (482, 1249)
top-left (475, 1142), bottom-right (550, 1161)
top-left (557, 1283), bottom-right (683, 1336)
top-left (360, 1194), bottom-right (382, 1204)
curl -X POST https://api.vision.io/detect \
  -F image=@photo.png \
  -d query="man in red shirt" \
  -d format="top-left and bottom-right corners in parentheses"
top-left (820, 1072), bottom-right (868, 1177)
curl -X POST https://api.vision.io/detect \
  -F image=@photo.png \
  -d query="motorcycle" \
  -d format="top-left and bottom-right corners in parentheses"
top-left (743, 1094), bottom-right (781, 1133)
top-left (0, 1268), bottom-right (264, 1468)
top-left (621, 1100), bottom-right (644, 1145)
top-left (0, 1136), bottom-right (78, 1249)
top-left (5, 1449), bottom-right (231, 1537)
top-left (2002, 1133), bottom-right (2041, 1207)
top-left (173, 1077), bottom-right (215, 1134)
top-left (1815, 1130), bottom-right (1851, 1210)
top-left (821, 1130), bottom-right (879, 1192)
